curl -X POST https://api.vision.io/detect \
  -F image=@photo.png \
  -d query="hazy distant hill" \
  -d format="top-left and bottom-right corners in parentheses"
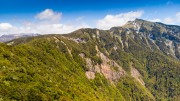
top-left (0, 33), bottom-right (40, 42)
top-left (0, 19), bottom-right (179, 101)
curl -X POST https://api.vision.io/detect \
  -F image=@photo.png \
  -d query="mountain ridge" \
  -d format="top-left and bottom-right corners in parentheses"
top-left (0, 19), bottom-right (179, 100)
top-left (65, 19), bottom-right (180, 60)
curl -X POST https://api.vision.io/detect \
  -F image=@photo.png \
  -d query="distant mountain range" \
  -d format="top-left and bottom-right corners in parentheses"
top-left (0, 19), bottom-right (179, 100)
top-left (0, 33), bottom-right (40, 42)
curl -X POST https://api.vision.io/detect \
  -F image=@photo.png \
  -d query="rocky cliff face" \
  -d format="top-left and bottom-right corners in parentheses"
top-left (81, 45), bottom-right (126, 83)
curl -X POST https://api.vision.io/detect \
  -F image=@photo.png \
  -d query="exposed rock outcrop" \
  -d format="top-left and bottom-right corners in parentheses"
top-left (80, 46), bottom-right (126, 83)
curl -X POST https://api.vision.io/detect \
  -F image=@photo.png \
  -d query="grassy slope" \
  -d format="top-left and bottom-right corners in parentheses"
top-left (0, 30), bottom-right (179, 101)
top-left (0, 37), bottom-right (154, 101)
top-left (66, 29), bottom-right (180, 101)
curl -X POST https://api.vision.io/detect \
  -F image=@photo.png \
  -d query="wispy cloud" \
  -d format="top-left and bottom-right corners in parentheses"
top-left (0, 9), bottom-right (90, 35)
top-left (35, 9), bottom-right (62, 23)
top-left (1, 9), bottom-right (180, 35)
top-left (0, 23), bottom-right (13, 31)
top-left (150, 12), bottom-right (180, 25)
top-left (176, 12), bottom-right (180, 22)
top-left (96, 11), bottom-right (144, 29)
top-left (150, 19), bottom-right (162, 22)
top-left (164, 17), bottom-right (174, 24)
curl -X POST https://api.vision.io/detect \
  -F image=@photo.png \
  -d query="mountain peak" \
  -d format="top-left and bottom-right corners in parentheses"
top-left (134, 18), bottom-right (146, 22)
top-left (126, 18), bottom-right (152, 26)
top-left (122, 19), bottom-right (161, 32)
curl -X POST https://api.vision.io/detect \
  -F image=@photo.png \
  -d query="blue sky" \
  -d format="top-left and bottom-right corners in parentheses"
top-left (0, 0), bottom-right (180, 35)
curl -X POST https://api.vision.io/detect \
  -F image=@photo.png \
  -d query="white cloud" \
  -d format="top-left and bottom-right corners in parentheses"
top-left (150, 19), bottom-right (162, 22)
top-left (150, 12), bottom-right (180, 25)
top-left (35, 9), bottom-right (62, 23)
top-left (0, 9), bottom-right (90, 35)
top-left (26, 23), bottom-right (89, 34)
top-left (2, 9), bottom-right (180, 36)
top-left (164, 17), bottom-right (174, 24)
top-left (176, 12), bottom-right (180, 17)
top-left (76, 16), bottom-right (84, 21)
top-left (0, 23), bottom-right (14, 35)
top-left (0, 22), bottom-right (90, 35)
top-left (96, 11), bottom-right (143, 29)
top-left (0, 23), bottom-right (13, 31)
top-left (176, 12), bottom-right (180, 22)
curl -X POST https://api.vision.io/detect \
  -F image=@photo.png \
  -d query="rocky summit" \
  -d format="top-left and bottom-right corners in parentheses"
top-left (0, 19), bottom-right (180, 101)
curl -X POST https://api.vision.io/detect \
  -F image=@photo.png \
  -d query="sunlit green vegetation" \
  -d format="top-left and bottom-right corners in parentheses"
top-left (0, 28), bottom-right (179, 101)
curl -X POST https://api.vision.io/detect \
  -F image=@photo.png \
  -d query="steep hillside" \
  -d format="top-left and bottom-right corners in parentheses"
top-left (0, 19), bottom-right (180, 101)
top-left (123, 19), bottom-right (180, 59)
